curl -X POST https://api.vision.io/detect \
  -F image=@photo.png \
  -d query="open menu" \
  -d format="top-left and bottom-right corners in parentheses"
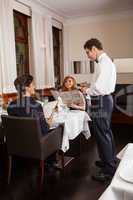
top-left (37, 100), bottom-right (58, 119)
top-left (51, 89), bottom-right (81, 105)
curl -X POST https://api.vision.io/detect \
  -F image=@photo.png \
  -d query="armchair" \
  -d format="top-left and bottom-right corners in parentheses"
top-left (1, 115), bottom-right (63, 185)
top-left (0, 120), bottom-right (5, 143)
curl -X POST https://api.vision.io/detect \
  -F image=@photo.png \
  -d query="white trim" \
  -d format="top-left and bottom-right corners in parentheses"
top-left (65, 10), bottom-right (133, 25)
top-left (13, 0), bottom-right (31, 16)
top-left (13, 0), bottom-right (65, 22)
top-left (52, 18), bottom-right (63, 30)
top-left (32, 0), bottom-right (66, 18)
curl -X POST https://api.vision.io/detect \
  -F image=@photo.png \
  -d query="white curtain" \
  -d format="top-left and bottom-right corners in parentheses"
top-left (0, 0), bottom-right (17, 93)
top-left (44, 16), bottom-right (55, 87)
top-left (0, 53), bottom-right (3, 95)
top-left (31, 11), bottom-right (46, 89)
top-left (85, 60), bottom-right (91, 74)
top-left (63, 25), bottom-right (71, 76)
top-left (80, 60), bottom-right (91, 74)
top-left (80, 61), bottom-right (86, 74)
top-left (31, 11), bottom-right (55, 89)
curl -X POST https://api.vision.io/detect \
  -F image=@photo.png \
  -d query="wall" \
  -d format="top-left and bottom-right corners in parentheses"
top-left (114, 58), bottom-right (133, 73)
top-left (72, 73), bottom-right (133, 85)
top-left (70, 59), bottom-right (133, 85)
top-left (64, 13), bottom-right (133, 62)
top-left (64, 12), bottom-right (133, 84)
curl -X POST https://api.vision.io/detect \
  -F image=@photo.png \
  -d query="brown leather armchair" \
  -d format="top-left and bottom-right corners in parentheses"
top-left (0, 122), bottom-right (2, 140)
top-left (0, 121), bottom-right (4, 142)
top-left (1, 114), bottom-right (63, 185)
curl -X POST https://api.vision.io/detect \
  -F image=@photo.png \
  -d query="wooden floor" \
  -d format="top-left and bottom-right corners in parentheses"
top-left (0, 124), bottom-right (133, 200)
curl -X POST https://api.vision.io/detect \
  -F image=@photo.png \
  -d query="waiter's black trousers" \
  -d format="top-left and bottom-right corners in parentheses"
top-left (91, 95), bottom-right (116, 175)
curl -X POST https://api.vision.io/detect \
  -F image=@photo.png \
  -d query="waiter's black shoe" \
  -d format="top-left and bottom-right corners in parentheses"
top-left (92, 171), bottom-right (113, 183)
top-left (95, 160), bottom-right (105, 168)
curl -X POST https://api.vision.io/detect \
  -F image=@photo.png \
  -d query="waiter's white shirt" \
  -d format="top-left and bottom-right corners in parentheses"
top-left (86, 52), bottom-right (116, 96)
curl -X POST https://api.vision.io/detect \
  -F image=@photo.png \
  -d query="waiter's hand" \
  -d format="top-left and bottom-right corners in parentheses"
top-left (80, 86), bottom-right (88, 94)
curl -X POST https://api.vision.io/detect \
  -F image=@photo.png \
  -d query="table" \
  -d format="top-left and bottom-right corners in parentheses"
top-left (52, 110), bottom-right (91, 152)
top-left (99, 143), bottom-right (133, 200)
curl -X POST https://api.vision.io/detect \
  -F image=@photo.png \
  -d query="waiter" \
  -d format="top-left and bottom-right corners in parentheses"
top-left (81, 38), bottom-right (117, 182)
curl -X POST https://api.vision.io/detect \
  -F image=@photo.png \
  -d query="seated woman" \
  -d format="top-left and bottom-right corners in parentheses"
top-left (61, 76), bottom-right (85, 111)
top-left (7, 74), bottom-right (50, 136)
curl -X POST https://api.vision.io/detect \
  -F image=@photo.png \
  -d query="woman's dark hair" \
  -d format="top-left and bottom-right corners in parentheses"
top-left (14, 74), bottom-right (33, 94)
top-left (84, 38), bottom-right (103, 50)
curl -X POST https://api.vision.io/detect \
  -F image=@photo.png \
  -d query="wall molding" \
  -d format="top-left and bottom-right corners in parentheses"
top-left (64, 10), bottom-right (133, 25)
top-left (13, 0), bottom-right (31, 16)
top-left (30, 0), bottom-right (66, 19)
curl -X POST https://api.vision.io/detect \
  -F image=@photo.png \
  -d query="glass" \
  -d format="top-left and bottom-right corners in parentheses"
top-left (42, 97), bottom-right (49, 105)
top-left (61, 104), bottom-right (69, 113)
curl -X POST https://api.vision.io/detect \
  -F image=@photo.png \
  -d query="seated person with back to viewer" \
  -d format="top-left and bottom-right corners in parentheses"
top-left (61, 76), bottom-right (86, 111)
top-left (7, 74), bottom-right (50, 136)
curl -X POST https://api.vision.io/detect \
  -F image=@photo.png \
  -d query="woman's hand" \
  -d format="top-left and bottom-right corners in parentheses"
top-left (70, 103), bottom-right (77, 108)
top-left (47, 116), bottom-right (53, 126)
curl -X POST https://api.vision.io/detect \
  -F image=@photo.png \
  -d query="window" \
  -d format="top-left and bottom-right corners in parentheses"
top-left (13, 10), bottom-right (30, 76)
top-left (52, 26), bottom-right (63, 88)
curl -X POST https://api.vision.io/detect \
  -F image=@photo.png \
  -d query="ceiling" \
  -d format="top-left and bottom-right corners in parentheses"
top-left (35, 0), bottom-right (133, 18)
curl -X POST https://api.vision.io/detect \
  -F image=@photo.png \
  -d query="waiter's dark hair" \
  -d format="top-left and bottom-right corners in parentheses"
top-left (84, 38), bottom-right (103, 50)
top-left (14, 74), bottom-right (33, 94)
